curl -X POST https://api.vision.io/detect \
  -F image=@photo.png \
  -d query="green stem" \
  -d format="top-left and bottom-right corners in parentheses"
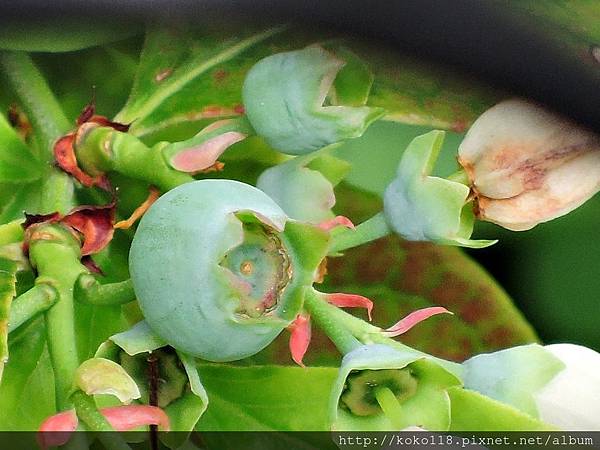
top-left (374, 387), bottom-right (404, 429)
top-left (28, 225), bottom-right (87, 410)
top-left (74, 275), bottom-right (135, 306)
top-left (0, 51), bottom-right (70, 157)
top-left (0, 51), bottom-right (74, 214)
top-left (328, 212), bottom-right (391, 254)
top-left (8, 283), bottom-right (57, 333)
top-left (306, 290), bottom-right (464, 377)
top-left (303, 290), bottom-right (366, 354)
top-left (75, 126), bottom-right (193, 191)
top-left (71, 390), bottom-right (133, 450)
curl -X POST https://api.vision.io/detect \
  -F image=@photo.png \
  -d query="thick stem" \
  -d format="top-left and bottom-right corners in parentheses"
top-left (74, 275), bottom-right (135, 306)
top-left (0, 51), bottom-right (74, 214)
top-left (75, 126), bottom-right (193, 191)
top-left (29, 225), bottom-right (87, 410)
top-left (71, 390), bottom-right (133, 450)
top-left (328, 212), bottom-right (391, 254)
top-left (303, 290), bottom-right (364, 354)
top-left (8, 283), bottom-right (57, 333)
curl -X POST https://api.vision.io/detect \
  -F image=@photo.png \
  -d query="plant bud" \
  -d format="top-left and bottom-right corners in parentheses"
top-left (458, 99), bottom-right (600, 230)
top-left (129, 180), bottom-right (329, 361)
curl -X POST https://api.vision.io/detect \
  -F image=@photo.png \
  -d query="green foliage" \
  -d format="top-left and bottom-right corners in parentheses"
top-left (0, 19), bottom-right (139, 52)
top-left (197, 364), bottom-right (337, 430)
top-left (0, 12), bottom-right (594, 437)
top-left (0, 257), bottom-right (17, 381)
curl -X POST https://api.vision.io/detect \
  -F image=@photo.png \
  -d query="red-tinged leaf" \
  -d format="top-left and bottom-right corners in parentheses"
top-left (325, 292), bottom-right (373, 321)
top-left (77, 98), bottom-right (96, 125)
top-left (288, 314), bottom-right (311, 368)
top-left (318, 216), bottom-right (355, 232)
top-left (53, 133), bottom-right (110, 189)
top-left (384, 306), bottom-right (452, 337)
top-left (38, 410), bottom-right (77, 450)
top-left (62, 203), bottom-right (116, 256)
top-left (38, 405), bottom-right (170, 449)
top-left (100, 405), bottom-right (170, 431)
top-left (170, 131), bottom-right (246, 173)
top-left (77, 100), bottom-right (131, 132)
top-left (22, 212), bottom-right (61, 230)
top-left (87, 115), bottom-right (131, 133)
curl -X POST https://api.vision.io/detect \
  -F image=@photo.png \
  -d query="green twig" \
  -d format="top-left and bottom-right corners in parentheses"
top-left (75, 126), bottom-right (193, 191)
top-left (0, 51), bottom-right (75, 214)
top-left (0, 51), bottom-right (70, 157)
top-left (71, 390), bottom-right (133, 450)
top-left (8, 283), bottom-right (57, 333)
top-left (75, 274), bottom-right (135, 306)
top-left (303, 290), bottom-right (365, 354)
top-left (28, 225), bottom-right (87, 410)
top-left (328, 212), bottom-right (391, 254)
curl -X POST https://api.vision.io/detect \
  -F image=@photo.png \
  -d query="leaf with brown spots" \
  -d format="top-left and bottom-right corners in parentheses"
top-left (252, 185), bottom-right (538, 366)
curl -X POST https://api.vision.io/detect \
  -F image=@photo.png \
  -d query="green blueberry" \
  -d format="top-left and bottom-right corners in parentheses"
top-left (130, 179), bottom-right (329, 361)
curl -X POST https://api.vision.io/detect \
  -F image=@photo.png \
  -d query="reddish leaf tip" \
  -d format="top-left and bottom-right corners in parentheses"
top-left (288, 314), bottom-right (311, 367)
top-left (325, 292), bottom-right (373, 321)
top-left (37, 405), bottom-right (170, 449)
top-left (318, 216), bottom-right (355, 232)
top-left (384, 306), bottom-right (453, 337)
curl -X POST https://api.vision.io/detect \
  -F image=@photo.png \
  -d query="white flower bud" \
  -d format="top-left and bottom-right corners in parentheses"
top-left (458, 99), bottom-right (600, 230)
top-left (534, 344), bottom-right (600, 430)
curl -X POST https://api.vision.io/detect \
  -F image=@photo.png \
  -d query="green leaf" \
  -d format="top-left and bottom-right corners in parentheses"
top-left (362, 45), bottom-right (501, 130)
top-left (324, 185), bottom-right (539, 362)
top-left (197, 364), bottom-right (337, 431)
top-left (0, 257), bottom-right (17, 382)
top-left (110, 321), bottom-right (166, 356)
top-left (501, 0), bottom-right (600, 65)
top-left (0, 318), bottom-right (54, 430)
top-left (448, 387), bottom-right (554, 431)
top-left (257, 150), bottom-right (350, 223)
top-left (0, 114), bottom-right (43, 183)
top-left (243, 46), bottom-right (384, 154)
top-left (0, 19), bottom-right (139, 52)
top-left (115, 26), bottom-right (286, 136)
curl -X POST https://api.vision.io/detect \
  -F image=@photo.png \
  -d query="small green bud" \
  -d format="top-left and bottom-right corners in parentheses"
top-left (383, 130), bottom-right (496, 248)
top-left (243, 46), bottom-right (384, 154)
